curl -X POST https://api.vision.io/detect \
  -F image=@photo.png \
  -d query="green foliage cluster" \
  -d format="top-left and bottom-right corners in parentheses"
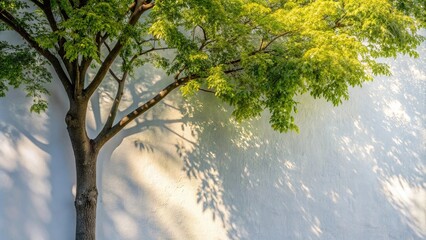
top-left (0, 41), bottom-right (51, 113)
top-left (0, 0), bottom-right (424, 131)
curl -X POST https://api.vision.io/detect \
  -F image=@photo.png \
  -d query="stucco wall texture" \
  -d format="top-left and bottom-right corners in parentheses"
top-left (0, 37), bottom-right (425, 239)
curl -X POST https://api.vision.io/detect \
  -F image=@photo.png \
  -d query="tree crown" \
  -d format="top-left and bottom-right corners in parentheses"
top-left (1, 0), bottom-right (424, 132)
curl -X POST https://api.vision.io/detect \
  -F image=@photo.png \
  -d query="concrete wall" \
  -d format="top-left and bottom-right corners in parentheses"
top-left (0, 36), bottom-right (424, 239)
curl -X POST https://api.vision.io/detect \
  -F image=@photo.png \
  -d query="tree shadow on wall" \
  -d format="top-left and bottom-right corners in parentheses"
top-left (89, 64), bottom-right (205, 239)
top-left (331, 51), bottom-right (426, 238)
top-left (173, 50), bottom-right (425, 239)
top-left (91, 45), bottom-right (425, 239)
top-left (87, 61), bottom-right (284, 239)
top-left (173, 93), bottom-right (346, 240)
top-left (1, 48), bottom-right (424, 240)
top-left (0, 86), bottom-right (75, 240)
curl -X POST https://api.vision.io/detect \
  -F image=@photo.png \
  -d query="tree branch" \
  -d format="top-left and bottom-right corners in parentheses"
top-left (0, 10), bottom-right (49, 60)
top-left (40, 0), bottom-right (59, 31)
top-left (28, 0), bottom-right (44, 9)
top-left (94, 64), bottom-right (245, 147)
top-left (0, 9), bottom-right (73, 97)
top-left (79, 51), bottom-right (94, 91)
top-left (129, 0), bottom-right (155, 25)
top-left (68, 0), bottom-right (75, 8)
top-left (54, 0), bottom-right (70, 20)
top-left (103, 41), bottom-right (112, 52)
top-left (42, 1), bottom-right (73, 78)
top-left (79, 0), bottom-right (89, 8)
top-left (262, 31), bottom-right (293, 50)
top-left (224, 67), bottom-right (244, 74)
top-left (30, 0), bottom-right (72, 80)
top-left (99, 71), bottom-right (128, 135)
top-left (108, 69), bottom-right (121, 82)
top-left (199, 25), bottom-right (207, 41)
top-left (199, 88), bottom-right (215, 94)
top-left (85, 41), bottom-right (124, 97)
top-left (84, 1), bottom-right (155, 99)
top-left (127, 46), bottom-right (172, 67)
top-left (95, 75), bottom-right (189, 147)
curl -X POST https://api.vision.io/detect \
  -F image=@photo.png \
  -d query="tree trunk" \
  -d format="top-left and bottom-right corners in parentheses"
top-left (74, 150), bottom-right (98, 240)
top-left (66, 101), bottom-right (99, 240)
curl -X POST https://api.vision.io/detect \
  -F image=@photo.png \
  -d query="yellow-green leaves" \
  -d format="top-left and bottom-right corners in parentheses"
top-left (341, 0), bottom-right (422, 57)
top-left (206, 66), bottom-right (233, 97)
top-left (0, 0), bottom-right (424, 129)
top-left (181, 80), bottom-right (201, 97)
top-left (300, 32), bottom-right (367, 105)
top-left (63, 37), bottom-right (99, 62)
top-left (149, 0), bottom-right (423, 132)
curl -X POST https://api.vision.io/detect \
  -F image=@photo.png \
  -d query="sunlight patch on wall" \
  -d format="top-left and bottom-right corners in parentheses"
top-left (0, 125), bottom-right (52, 240)
top-left (381, 175), bottom-right (426, 237)
top-left (383, 100), bottom-right (411, 124)
top-left (98, 102), bottom-right (236, 239)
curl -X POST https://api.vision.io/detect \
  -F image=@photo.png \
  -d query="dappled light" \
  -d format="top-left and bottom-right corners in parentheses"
top-left (1, 29), bottom-right (425, 240)
top-left (92, 40), bottom-right (425, 239)
top-left (0, 89), bottom-right (75, 240)
top-left (382, 175), bottom-right (425, 237)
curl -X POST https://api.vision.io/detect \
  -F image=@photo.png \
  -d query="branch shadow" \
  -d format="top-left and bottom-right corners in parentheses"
top-left (0, 84), bottom-right (75, 240)
top-left (89, 39), bottom-right (425, 240)
top-left (2, 35), bottom-right (423, 240)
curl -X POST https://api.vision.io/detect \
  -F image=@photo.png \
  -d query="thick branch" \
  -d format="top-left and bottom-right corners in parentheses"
top-left (41, 1), bottom-right (59, 32)
top-left (0, 9), bottom-right (73, 97)
top-left (95, 76), bottom-right (189, 146)
top-left (94, 62), bottom-right (244, 147)
top-left (129, 1), bottom-right (155, 25)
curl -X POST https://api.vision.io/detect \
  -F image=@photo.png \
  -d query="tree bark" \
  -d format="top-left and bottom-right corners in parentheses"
top-left (66, 100), bottom-right (99, 240)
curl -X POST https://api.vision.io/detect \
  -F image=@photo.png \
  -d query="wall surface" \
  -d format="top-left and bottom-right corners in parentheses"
top-left (0, 34), bottom-right (425, 240)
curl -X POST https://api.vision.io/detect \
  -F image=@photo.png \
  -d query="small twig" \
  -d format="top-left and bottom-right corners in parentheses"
top-left (262, 31), bottom-right (293, 50)
top-left (199, 88), bottom-right (216, 94)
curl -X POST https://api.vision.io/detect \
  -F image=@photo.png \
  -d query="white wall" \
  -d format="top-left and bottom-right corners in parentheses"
top-left (0, 36), bottom-right (425, 239)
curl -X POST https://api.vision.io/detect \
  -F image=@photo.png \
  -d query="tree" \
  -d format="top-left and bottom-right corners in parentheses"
top-left (0, 0), bottom-right (424, 239)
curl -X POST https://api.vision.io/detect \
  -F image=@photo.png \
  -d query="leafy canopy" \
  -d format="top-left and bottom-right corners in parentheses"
top-left (0, 0), bottom-right (424, 131)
